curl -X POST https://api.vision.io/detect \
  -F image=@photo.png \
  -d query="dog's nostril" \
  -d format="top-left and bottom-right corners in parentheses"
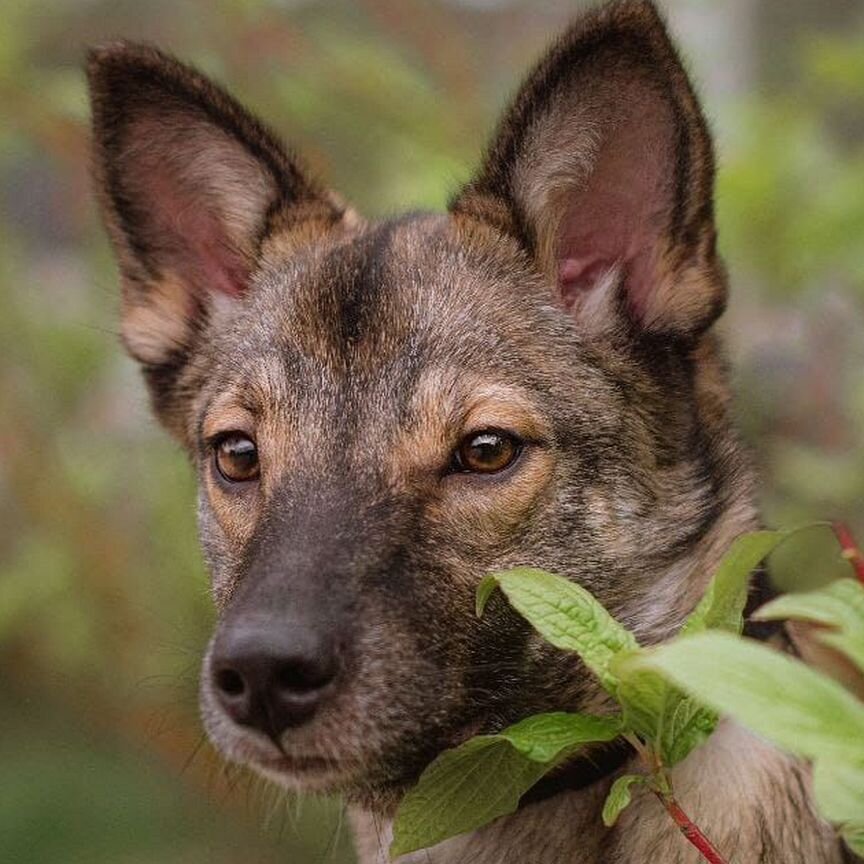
top-left (215, 667), bottom-right (246, 697)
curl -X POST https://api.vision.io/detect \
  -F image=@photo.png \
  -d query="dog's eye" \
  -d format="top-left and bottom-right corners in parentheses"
top-left (453, 430), bottom-right (522, 475)
top-left (214, 434), bottom-right (259, 484)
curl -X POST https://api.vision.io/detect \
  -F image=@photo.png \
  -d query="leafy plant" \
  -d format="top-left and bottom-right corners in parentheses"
top-left (640, 525), bottom-right (864, 856)
top-left (390, 526), bottom-right (835, 862)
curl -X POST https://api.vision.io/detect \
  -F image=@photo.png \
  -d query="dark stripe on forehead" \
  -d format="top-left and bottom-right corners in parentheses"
top-left (338, 221), bottom-right (393, 348)
top-left (321, 213), bottom-right (428, 359)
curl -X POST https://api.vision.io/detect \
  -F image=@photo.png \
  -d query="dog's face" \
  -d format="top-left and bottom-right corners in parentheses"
top-left (88, 1), bottom-right (746, 806)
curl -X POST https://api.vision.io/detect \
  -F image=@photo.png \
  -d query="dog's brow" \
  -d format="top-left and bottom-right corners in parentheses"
top-left (198, 387), bottom-right (260, 441)
top-left (202, 404), bottom-right (256, 441)
top-left (462, 385), bottom-right (552, 442)
top-left (411, 372), bottom-right (549, 434)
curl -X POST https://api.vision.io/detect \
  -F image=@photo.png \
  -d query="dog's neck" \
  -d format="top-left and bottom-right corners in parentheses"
top-left (349, 720), bottom-right (841, 864)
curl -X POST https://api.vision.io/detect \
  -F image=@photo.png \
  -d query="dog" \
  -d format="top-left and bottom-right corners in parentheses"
top-left (87, 1), bottom-right (846, 860)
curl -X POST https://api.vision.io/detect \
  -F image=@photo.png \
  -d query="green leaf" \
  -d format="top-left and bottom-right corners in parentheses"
top-left (614, 663), bottom-right (668, 741)
top-left (636, 632), bottom-right (864, 762)
top-left (842, 823), bottom-right (864, 856)
top-left (600, 657), bottom-right (719, 770)
top-left (390, 737), bottom-right (547, 858)
top-left (658, 696), bottom-right (718, 767)
top-left (814, 759), bottom-right (864, 855)
top-left (390, 712), bottom-right (621, 857)
top-left (755, 578), bottom-right (864, 673)
top-left (682, 529), bottom-right (796, 637)
top-left (612, 661), bottom-right (718, 767)
top-left (475, 573), bottom-right (501, 618)
top-left (477, 568), bottom-right (637, 693)
top-left (602, 773), bottom-right (647, 827)
top-left (811, 757), bottom-right (864, 824)
top-left (494, 712), bottom-right (622, 763)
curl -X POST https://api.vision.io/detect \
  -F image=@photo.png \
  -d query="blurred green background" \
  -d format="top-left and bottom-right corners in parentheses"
top-left (1, 1), bottom-right (862, 862)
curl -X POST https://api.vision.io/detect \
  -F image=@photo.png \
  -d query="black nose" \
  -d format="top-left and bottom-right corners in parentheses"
top-left (210, 617), bottom-right (339, 743)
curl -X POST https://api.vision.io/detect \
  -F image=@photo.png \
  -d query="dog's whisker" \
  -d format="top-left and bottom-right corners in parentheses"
top-left (180, 731), bottom-right (208, 776)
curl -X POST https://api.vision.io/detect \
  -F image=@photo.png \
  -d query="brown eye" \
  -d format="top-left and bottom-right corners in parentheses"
top-left (214, 434), bottom-right (259, 484)
top-left (453, 430), bottom-right (522, 475)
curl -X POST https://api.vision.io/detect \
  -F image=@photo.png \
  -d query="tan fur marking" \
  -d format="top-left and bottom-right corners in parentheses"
top-left (201, 399), bottom-right (256, 443)
top-left (642, 236), bottom-right (726, 334)
top-left (462, 384), bottom-right (553, 444)
top-left (203, 466), bottom-right (258, 549)
top-left (121, 272), bottom-right (194, 364)
top-left (262, 214), bottom-right (342, 261)
top-left (434, 446), bottom-right (554, 545)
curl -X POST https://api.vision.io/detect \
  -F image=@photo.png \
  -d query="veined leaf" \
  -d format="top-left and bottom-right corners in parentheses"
top-left (638, 632), bottom-right (864, 762)
top-left (614, 663), bottom-right (668, 742)
top-left (390, 737), bottom-right (547, 858)
top-left (390, 711), bottom-right (621, 858)
top-left (612, 527), bottom-right (782, 765)
top-left (658, 695), bottom-right (718, 767)
top-left (602, 773), bottom-right (647, 827)
top-left (682, 528), bottom-right (799, 637)
top-left (613, 658), bottom-right (718, 767)
top-left (495, 711), bottom-right (622, 763)
top-left (477, 568), bottom-right (637, 694)
top-left (755, 578), bottom-right (864, 673)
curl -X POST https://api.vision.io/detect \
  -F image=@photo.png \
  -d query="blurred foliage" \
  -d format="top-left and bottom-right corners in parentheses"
top-left (0, 1), bottom-right (862, 862)
top-left (715, 18), bottom-right (864, 589)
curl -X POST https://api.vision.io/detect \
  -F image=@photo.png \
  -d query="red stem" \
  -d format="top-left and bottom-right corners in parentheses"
top-left (654, 791), bottom-right (729, 864)
top-left (832, 522), bottom-right (864, 584)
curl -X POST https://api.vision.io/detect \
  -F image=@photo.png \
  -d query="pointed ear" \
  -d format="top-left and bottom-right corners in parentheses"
top-left (87, 41), bottom-right (345, 370)
top-left (451, 0), bottom-right (725, 339)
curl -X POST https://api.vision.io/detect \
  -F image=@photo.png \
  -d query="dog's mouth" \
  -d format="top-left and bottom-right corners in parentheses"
top-left (241, 745), bottom-right (359, 792)
top-left (257, 752), bottom-right (340, 774)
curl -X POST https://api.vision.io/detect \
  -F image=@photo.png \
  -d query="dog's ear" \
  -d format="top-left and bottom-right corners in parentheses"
top-left (87, 42), bottom-right (344, 372)
top-left (451, 0), bottom-right (724, 339)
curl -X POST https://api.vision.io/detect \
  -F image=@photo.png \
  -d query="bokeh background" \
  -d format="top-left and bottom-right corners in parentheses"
top-left (1, 1), bottom-right (863, 862)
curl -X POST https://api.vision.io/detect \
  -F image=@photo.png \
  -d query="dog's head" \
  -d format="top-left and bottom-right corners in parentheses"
top-left (88, 0), bottom-right (752, 805)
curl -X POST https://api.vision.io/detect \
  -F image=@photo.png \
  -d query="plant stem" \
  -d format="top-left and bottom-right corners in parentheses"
top-left (652, 789), bottom-right (729, 864)
top-left (630, 746), bottom-right (729, 864)
top-left (832, 522), bottom-right (864, 584)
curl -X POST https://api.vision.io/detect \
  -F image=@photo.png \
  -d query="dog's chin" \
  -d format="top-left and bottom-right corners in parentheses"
top-left (251, 753), bottom-right (354, 794)
top-left (201, 715), bottom-right (351, 795)
top-left (207, 727), bottom-right (360, 794)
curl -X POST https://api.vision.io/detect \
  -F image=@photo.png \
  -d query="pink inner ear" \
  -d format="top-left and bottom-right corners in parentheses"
top-left (149, 168), bottom-right (249, 299)
top-left (554, 111), bottom-right (670, 323)
top-left (183, 210), bottom-right (249, 298)
top-left (558, 257), bottom-right (617, 307)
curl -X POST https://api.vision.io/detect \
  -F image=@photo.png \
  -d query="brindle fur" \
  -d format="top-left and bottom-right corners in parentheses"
top-left (88, 1), bottom-right (845, 861)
